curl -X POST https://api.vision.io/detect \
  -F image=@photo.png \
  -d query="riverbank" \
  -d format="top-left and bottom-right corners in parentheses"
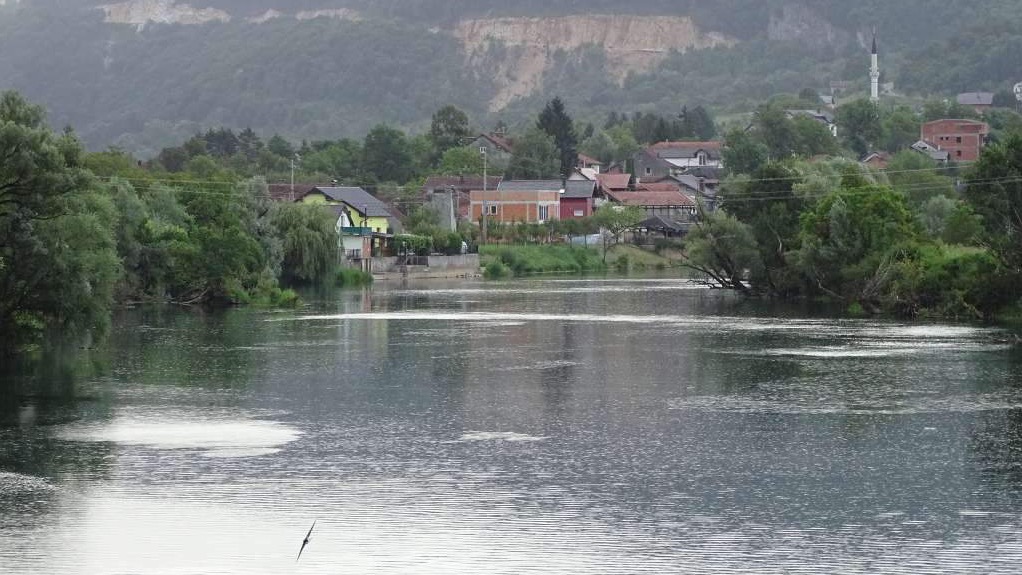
top-left (479, 244), bottom-right (680, 277)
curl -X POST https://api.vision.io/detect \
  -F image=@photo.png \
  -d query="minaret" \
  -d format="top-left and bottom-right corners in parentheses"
top-left (870, 29), bottom-right (880, 103)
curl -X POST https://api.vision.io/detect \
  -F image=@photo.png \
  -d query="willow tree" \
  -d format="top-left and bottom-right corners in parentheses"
top-left (272, 203), bottom-right (339, 285)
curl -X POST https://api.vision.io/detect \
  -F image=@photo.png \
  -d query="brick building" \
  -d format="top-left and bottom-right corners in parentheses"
top-left (920, 119), bottom-right (990, 163)
top-left (470, 180), bottom-right (562, 224)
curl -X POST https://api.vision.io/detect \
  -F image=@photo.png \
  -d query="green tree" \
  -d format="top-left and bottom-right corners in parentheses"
top-left (681, 209), bottom-right (761, 292)
top-left (303, 139), bottom-right (363, 181)
top-left (791, 116), bottom-right (839, 157)
top-left (593, 206), bottom-right (644, 263)
top-left (753, 105), bottom-right (798, 159)
top-left (964, 134), bottom-right (1022, 277)
top-left (885, 150), bottom-right (955, 206)
top-left (722, 128), bottom-right (769, 175)
top-left (580, 130), bottom-right (616, 165)
top-left (537, 97), bottom-right (578, 178)
top-left (881, 106), bottom-right (921, 152)
top-left (680, 105), bottom-right (717, 140)
top-left (0, 91), bottom-right (119, 349)
top-left (267, 134), bottom-right (295, 158)
top-left (506, 127), bottom-right (559, 179)
top-left (797, 184), bottom-right (918, 304)
top-left (606, 125), bottom-right (641, 164)
top-left (437, 146), bottom-right (484, 175)
top-left (363, 124), bottom-right (413, 183)
top-left (722, 162), bottom-right (806, 295)
top-left (429, 105), bottom-right (471, 158)
top-left (837, 99), bottom-right (882, 156)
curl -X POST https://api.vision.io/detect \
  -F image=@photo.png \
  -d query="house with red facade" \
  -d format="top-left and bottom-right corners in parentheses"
top-left (920, 119), bottom-right (990, 162)
top-left (560, 180), bottom-right (596, 219)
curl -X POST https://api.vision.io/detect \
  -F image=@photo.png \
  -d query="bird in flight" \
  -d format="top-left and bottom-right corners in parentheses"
top-left (297, 520), bottom-right (316, 562)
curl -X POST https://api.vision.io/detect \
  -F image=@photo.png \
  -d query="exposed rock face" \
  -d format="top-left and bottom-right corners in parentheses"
top-left (246, 9), bottom-right (282, 24)
top-left (454, 15), bottom-right (735, 111)
top-left (295, 8), bottom-right (360, 22)
top-left (100, 0), bottom-right (230, 28)
top-left (768, 3), bottom-right (847, 49)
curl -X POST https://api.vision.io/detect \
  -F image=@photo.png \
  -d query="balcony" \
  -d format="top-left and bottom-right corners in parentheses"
top-left (340, 227), bottom-right (373, 236)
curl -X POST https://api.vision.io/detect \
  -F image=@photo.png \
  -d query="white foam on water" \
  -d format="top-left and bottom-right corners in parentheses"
top-left (279, 311), bottom-right (831, 331)
top-left (0, 471), bottom-right (56, 496)
top-left (279, 311), bottom-right (1006, 342)
top-left (760, 347), bottom-right (915, 358)
top-left (455, 431), bottom-right (547, 443)
top-left (57, 416), bottom-right (301, 457)
top-left (201, 448), bottom-right (282, 459)
top-left (495, 360), bottom-right (582, 372)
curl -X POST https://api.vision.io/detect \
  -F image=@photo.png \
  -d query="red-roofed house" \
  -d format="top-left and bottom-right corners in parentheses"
top-left (576, 153), bottom-right (603, 173)
top-left (595, 172), bottom-right (633, 194)
top-left (604, 189), bottom-right (697, 222)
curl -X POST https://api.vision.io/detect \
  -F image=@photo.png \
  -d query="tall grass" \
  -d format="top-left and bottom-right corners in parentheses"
top-left (479, 245), bottom-right (607, 276)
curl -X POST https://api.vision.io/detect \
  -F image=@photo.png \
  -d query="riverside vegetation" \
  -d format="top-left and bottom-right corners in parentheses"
top-left (683, 135), bottom-right (1022, 321)
top-left (0, 92), bottom-right (351, 353)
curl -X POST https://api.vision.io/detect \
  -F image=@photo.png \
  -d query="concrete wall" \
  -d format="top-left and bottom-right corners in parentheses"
top-left (426, 254), bottom-right (479, 270)
top-left (371, 257), bottom-right (399, 273)
top-left (370, 254), bottom-right (480, 274)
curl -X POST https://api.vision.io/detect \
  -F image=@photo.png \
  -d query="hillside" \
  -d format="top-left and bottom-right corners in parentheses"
top-left (1, 0), bottom-right (1021, 156)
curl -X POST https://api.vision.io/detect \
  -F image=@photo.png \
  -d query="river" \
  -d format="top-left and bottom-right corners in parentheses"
top-left (2, 277), bottom-right (1022, 574)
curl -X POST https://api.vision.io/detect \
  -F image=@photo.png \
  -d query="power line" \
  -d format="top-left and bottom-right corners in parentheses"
top-left (717, 176), bottom-right (1022, 204)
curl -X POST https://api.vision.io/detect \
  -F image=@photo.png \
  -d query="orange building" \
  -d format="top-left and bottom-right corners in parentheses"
top-left (469, 180), bottom-right (562, 223)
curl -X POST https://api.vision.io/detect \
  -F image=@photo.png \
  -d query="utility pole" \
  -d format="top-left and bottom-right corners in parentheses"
top-left (480, 147), bottom-right (489, 244)
top-left (290, 152), bottom-right (301, 201)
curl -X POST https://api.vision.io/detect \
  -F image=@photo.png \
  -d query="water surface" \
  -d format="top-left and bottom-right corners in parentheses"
top-left (3, 277), bottom-right (1022, 573)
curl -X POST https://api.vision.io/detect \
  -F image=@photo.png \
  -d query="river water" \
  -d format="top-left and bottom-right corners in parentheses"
top-left (3, 277), bottom-right (1022, 574)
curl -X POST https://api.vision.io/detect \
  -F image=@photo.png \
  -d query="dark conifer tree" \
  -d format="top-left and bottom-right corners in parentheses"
top-left (537, 97), bottom-right (578, 178)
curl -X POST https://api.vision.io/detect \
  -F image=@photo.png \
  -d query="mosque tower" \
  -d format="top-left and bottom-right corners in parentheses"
top-left (870, 30), bottom-right (880, 103)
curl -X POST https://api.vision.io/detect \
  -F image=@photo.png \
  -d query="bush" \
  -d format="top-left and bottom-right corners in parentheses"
top-left (394, 234), bottom-right (433, 256)
top-left (888, 243), bottom-right (1011, 319)
top-left (846, 302), bottom-right (867, 317)
top-left (337, 267), bottom-right (374, 287)
top-left (483, 261), bottom-right (510, 279)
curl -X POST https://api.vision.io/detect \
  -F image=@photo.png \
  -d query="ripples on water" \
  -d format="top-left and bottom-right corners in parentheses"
top-left (2, 278), bottom-right (1022, 573)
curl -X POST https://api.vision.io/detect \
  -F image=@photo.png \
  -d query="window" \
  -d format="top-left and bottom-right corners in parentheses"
top-left (573, 209), bottom-right (584, 217)
top-left (538, 206), bottom-right (549, 221)
top-left (698, 152), bottom-right (707, 166)
top-left (956, 136), bottom-right (962, 143)
top-left (487, 205), bottom-right (498, 215)
top-left (645, 167), bottom-right (652, 176)
top-left (957, 150), bottom-right (962, 157)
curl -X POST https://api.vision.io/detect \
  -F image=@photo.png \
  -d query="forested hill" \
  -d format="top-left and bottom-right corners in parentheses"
top-left (1, 0), bottom-right (1020, 156)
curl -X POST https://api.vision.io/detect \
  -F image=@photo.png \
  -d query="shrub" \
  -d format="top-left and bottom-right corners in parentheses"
top-left (337, 267), bottom-right (374, 287)
top-left (483, 261), bottom-right (510, 279)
